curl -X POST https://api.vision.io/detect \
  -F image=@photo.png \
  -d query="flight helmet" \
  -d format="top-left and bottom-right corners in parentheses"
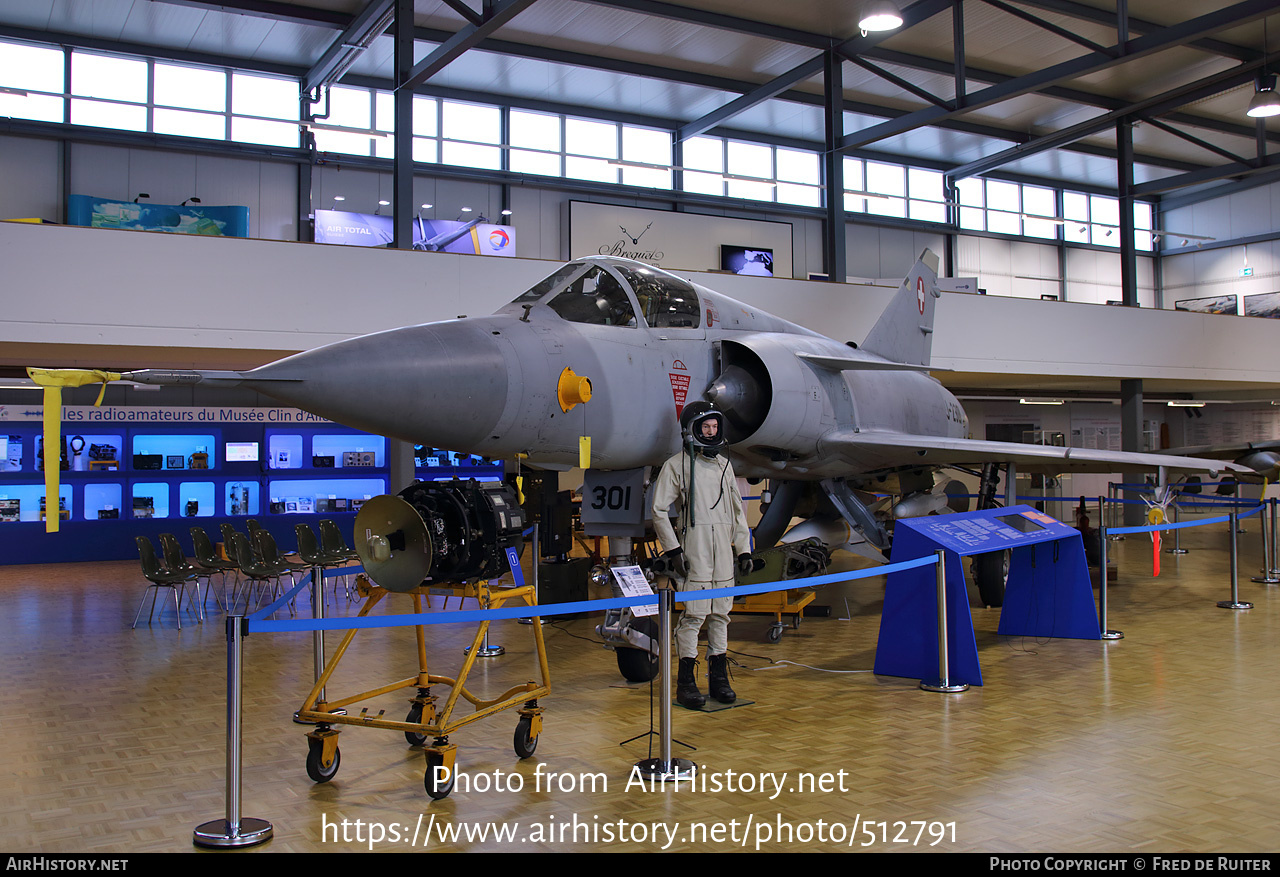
top-left (680, 401), bottom-right (727, 456)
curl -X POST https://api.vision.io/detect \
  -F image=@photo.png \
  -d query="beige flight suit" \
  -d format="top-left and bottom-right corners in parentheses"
top-left (651, 448), bottom-right (751, 658)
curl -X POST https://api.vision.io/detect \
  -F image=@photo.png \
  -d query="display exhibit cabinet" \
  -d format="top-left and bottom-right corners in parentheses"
top-left (0, 407), bottom-right (502, 564)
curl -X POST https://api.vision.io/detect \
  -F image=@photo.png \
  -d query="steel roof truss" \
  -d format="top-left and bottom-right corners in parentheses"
top-left (839, 0), bottom-right (1278, 154)
top-left (303, 0), bottom-right (395, 95)
top-left (1139, 117), bottom-right (1249, 167)
top-left (950, 62), bottom-right (1262, 181)
top-left (676, 54), bottom-right (825, 143)
top-left (400, 0), bottom-right (538, 92)
top-left (442, 0), bottom-right (485, 27)
top-left (977, 0), bottom-right (1113, 55)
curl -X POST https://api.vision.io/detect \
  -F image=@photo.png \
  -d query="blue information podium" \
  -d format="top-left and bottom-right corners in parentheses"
top-left (873, 505), bottom-right (1099, 686)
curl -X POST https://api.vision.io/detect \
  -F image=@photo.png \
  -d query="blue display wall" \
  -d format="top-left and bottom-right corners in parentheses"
top-left (0, 409), bottom-right (501, 564)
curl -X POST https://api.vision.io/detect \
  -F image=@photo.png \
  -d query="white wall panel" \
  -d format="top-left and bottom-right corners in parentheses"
top-left (0, 135), bottom-right (61, 222)
top-left (4, 222), bottom-right (1280, 392)
top-left (126, 150), bottom-right (197, 206)
top-left (1163, 238), bottom-right (1280, 315)
top-left (845, 223), bottom-right (946, 281)
top-left (257, 160), bottom-right (298, 241)
top-left (69, 143), bottom-right (132, 202)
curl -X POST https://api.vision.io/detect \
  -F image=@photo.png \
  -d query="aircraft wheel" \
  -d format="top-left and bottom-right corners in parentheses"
top-left (973, 550), bottom-right (1008, 608)
top-left (615, 617), bottom-right (659, 682)
top-left (305, 739), bottom-right (340, 783)
top-left (404, 703), bottom-right (427, 747)
top-left (424, 751), bottom-right (455, 800)
top-left (513, 716), bottom-right (539, 759)
top-left (616, 647), bottom-right (658, 682)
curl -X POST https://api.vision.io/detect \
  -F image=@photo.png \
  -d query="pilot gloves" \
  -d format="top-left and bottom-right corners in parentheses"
top-left (737, 553), bottom-right (763, 578)
top-left (663, 547), bottom-right (688, 580)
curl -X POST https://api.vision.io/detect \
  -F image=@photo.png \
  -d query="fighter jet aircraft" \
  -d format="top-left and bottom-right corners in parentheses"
top-left (31, 249), bottom-right (1239, 604)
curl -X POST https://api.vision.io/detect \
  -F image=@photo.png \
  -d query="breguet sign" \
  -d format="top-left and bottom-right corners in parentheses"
top-left (568, 201), bottom-right (793, 276)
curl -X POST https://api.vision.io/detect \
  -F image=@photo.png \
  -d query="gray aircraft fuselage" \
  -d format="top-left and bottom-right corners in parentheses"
top-left (231, 255), bottom-right (966, 480)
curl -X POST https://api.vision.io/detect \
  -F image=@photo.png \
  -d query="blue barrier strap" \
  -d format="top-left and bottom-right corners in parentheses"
top-left (1108, 503), bottom-right (1263, 535)
top-left (247, 564), bottom-right (364, 622)
top-left (244, 553), bottom-right (939, 635)
top-left (672, 553), bottom-right (938, 604)
top-left (247, 574), bottom-right (311, 622)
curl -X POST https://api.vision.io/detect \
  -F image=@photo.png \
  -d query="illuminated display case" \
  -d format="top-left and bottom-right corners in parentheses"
top-left (0, 415), bottom-right (504, 564)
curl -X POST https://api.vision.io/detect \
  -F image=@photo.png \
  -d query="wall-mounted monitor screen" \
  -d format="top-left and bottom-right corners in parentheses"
top-left (225, 442), bottom-right (260, 462)
top-left (721, 245), bottom-right (774, 277)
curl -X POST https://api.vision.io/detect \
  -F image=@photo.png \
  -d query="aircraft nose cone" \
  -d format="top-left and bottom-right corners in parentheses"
top-left (241, 320), bottom-right (509, 450)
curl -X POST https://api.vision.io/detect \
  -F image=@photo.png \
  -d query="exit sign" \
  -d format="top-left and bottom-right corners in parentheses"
top-left (1241, 266), bottom-right (1254, 277)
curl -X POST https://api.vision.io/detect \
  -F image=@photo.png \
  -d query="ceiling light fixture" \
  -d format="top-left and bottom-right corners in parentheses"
top-left (858, 1), bottom-right (903, 35)
top-left (1249, 18), bottom-right (1280, 117)
top-left (1166, 400), bottom-right (1206, 408)
top-left (1248, 74), bottom-right (1280, 117)
top-left (1019, 398), bottom-right (1065, 405)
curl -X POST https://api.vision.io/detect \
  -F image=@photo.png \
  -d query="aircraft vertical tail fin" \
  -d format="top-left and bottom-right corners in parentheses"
top-left (859, 249), bottom-right (941, 367)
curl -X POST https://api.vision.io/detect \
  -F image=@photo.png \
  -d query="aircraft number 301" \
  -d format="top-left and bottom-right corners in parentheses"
top-left (591, 485), bottom-right (634, 511)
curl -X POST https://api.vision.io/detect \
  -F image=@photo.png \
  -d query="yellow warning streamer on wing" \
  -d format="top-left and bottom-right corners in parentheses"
top-left (25, 369), bottom-right (122, 533)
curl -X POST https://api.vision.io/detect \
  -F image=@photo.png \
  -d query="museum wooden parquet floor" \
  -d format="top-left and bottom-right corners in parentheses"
top-left (4, 518), bottom-right (1280, 854)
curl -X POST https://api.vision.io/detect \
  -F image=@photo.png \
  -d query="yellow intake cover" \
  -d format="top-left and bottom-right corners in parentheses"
top-left (557, 367), bottom-right (592, 412)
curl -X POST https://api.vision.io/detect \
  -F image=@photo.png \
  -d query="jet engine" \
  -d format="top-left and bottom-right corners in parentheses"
top-left (353, 479), bottom-right (525, 592)
top-left (705, 338), bottom-right (831, 455)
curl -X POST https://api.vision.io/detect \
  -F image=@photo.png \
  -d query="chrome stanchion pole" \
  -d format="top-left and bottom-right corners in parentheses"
top-left (1167, 495), bottom-right (1188, 555)
top-left (194, 615), bottom-right (273, 848)
top-left (636, 586), bottom-right (696, 781)
top-left (1098, 498), bottom-right (1123, 640)
top-left (1252, 498), bottom-right (1279, 584)
top-left (1108, 483), bottom-right (1124, 541)
top-left (519, 523), bottom-right (548, 626)
top-left (1219, 512), bottom-right (1254, 610)
top-left (296, 568), bottom-right (344, 723)
top-left (465, 597), bottom-right (506, 657)
top-left (1264, 499), bottom-right (1274, 581)
top-left (921, 549), bottom-right (968, 693)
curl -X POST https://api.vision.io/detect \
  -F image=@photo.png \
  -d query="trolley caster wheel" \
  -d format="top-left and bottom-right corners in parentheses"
top-left (766, 624), bottom-right (783, 644)
top-left (405, 703), bottom-right (427, 747)
top-left (513, 716), bottom-right (539, 759)
top-left (306, 740), bottom-right (340, 783)
top-left (425, 751), bottom-right (455, 800)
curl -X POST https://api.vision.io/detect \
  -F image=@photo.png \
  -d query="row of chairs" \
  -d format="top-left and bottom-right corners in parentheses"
top-left (132, 520), bottom-right (359, 629)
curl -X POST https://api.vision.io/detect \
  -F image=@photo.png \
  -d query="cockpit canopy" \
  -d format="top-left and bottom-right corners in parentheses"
top-left (510, 258), bottom-right (700, 329)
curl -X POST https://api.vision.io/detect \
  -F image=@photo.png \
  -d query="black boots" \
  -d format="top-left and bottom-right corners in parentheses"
top-left (677, 655), bottom-right (736, 707)
top-left (708, 653), bottom-right (736, 704)
top-left (677, 657), bottom-right (706, 708)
